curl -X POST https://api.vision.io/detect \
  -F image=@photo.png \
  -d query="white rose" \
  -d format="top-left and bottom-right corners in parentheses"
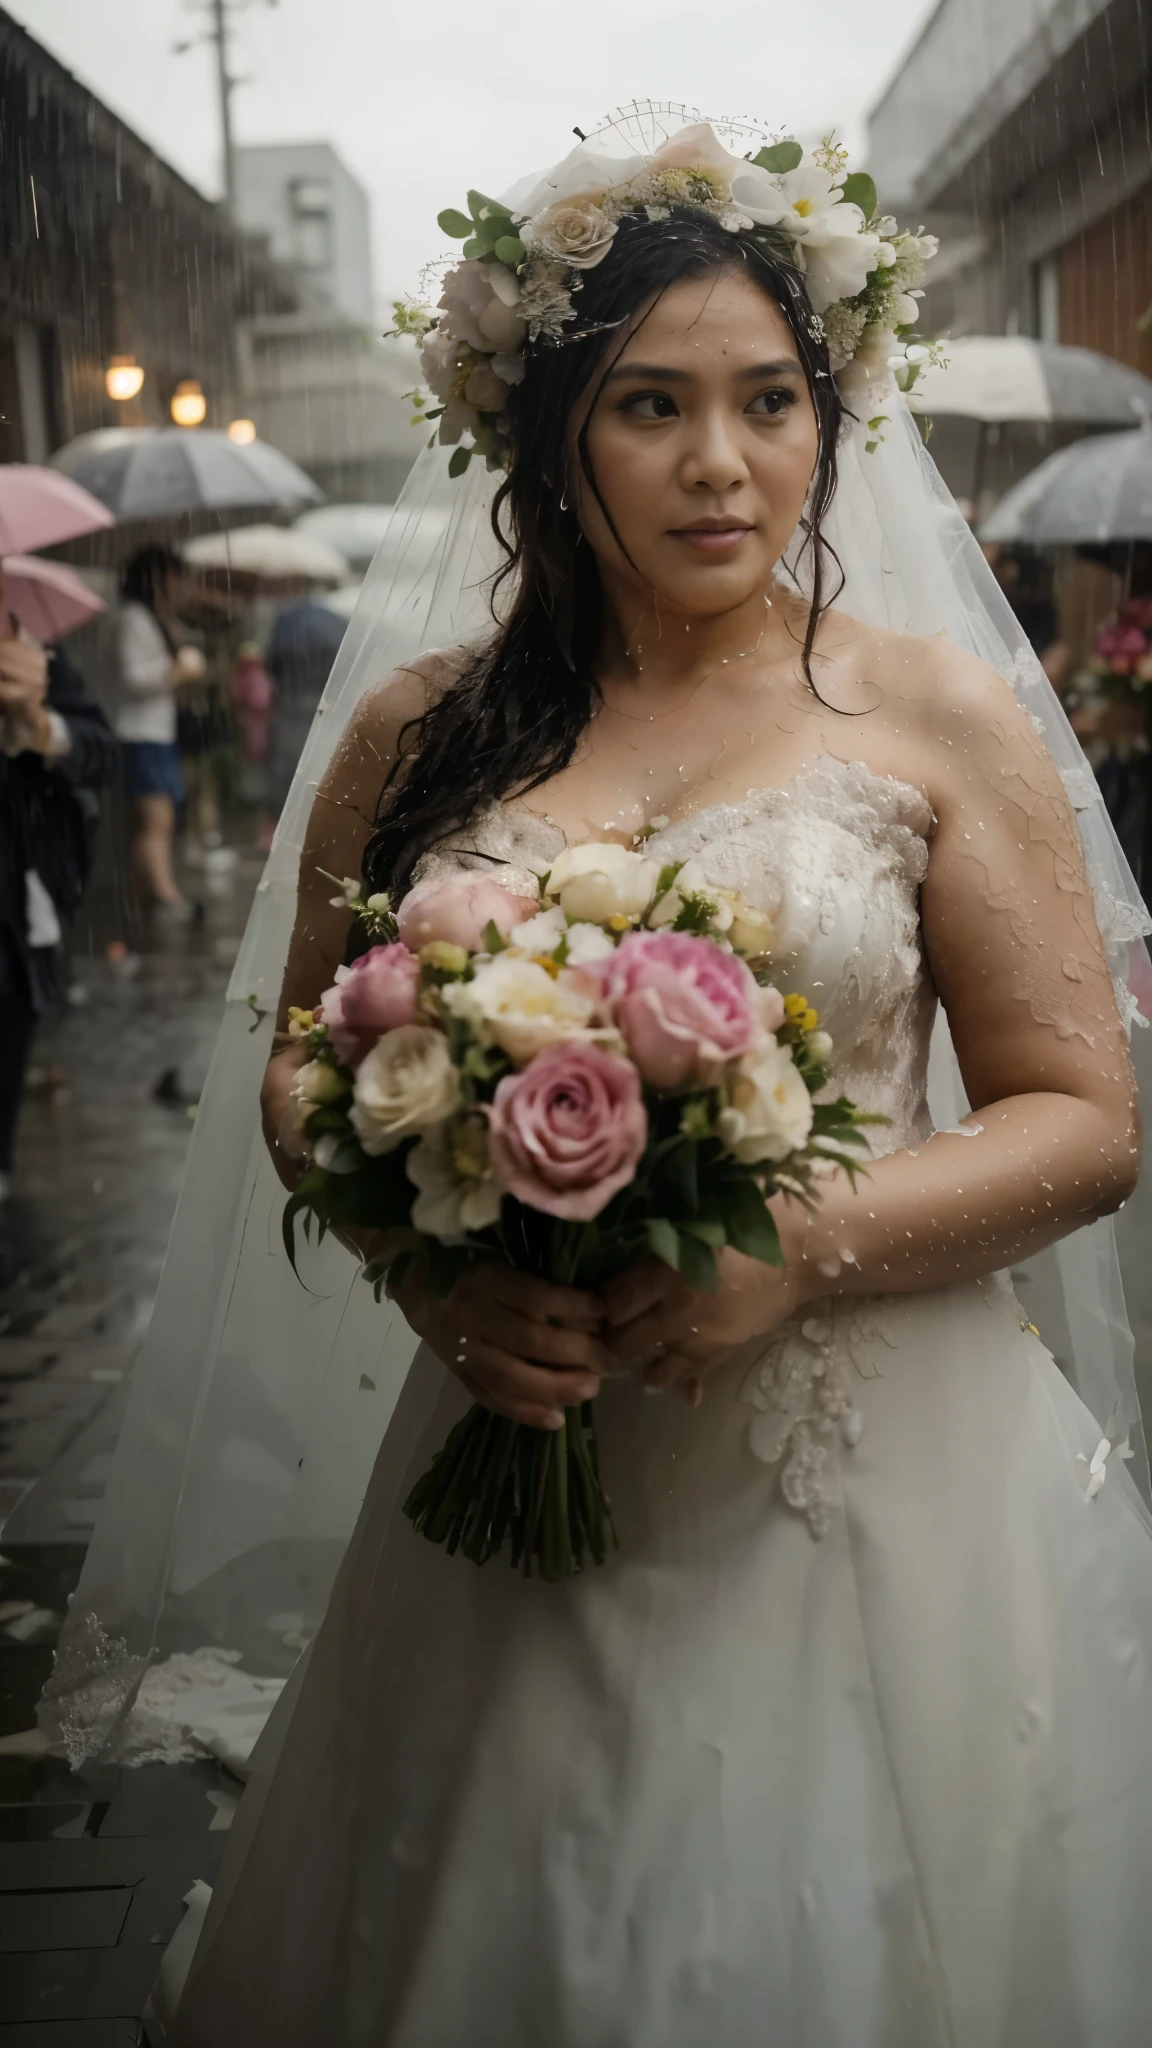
top-left (728, 900), bottom-right (777, 959)
top-left (524, 198), bottom-right (617, 270)
top-left (293, 1058), bottom-right (348, 1105)
top-left (513, 904), bottom-right (568, 954)
top-left (348, 1026), bottom-right (461, 1156)
top-left (544, 841), bottom-right (657, 924)
top-left (442, 955), bottom-right (596, 1067)
top-left (646, 857), bottom-right (723, 929)
top-left (717, 1041), bottom-right (814, 1164)
top-left (406, 1120), bottom-right (503, 1240)
top-left (564, 921), bottom-right (617, 964)
top-left (892, 293), bottom-right (919, 328)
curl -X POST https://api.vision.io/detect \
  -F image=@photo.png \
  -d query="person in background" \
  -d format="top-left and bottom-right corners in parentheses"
top-left (983, 542), bottom-right (1072, 690)
top-left (230, 639), bottom-right (274, 845)
top-left (0, 569), bottom-right (119, 1198)
top-left (116, 546), bottom-right (205, 922)
top-left (264, 595), bottom-right (346, 836)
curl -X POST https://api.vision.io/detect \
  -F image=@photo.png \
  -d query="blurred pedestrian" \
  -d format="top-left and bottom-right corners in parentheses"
top-left (265, 596), bottom-right (345, 825)
top-left (115, 546), bottom-right (205, 922)
top-left (0, 570), bottom-right (118, 1197)
top-left (231, 639), bottom-right (274, 846)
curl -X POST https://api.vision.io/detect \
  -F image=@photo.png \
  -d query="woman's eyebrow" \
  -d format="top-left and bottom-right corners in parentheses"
top-left (603, 356), bottom-right (804, 384)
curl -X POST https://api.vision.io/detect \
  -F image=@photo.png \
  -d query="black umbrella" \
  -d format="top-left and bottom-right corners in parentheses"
top-left (49, 427), bottom-right (323, 523)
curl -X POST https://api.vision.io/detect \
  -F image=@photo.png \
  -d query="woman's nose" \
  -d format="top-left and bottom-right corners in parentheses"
top-left (681, 409), bottom-right (750, 493)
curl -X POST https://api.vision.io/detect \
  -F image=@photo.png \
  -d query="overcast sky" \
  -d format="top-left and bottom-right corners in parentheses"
top-left (18, 0), bottom-right (934, 309)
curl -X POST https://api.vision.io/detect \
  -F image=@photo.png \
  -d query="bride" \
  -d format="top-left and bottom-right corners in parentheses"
top-left (148, 114), bottom-right (1152, 2044)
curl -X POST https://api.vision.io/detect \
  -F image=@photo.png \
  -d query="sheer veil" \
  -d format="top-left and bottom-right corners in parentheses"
top-left (34, 107), bottom-right (1152, 1768)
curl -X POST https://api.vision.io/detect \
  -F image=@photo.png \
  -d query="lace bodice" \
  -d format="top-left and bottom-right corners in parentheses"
top-left (414, 754), bottom-right (938, 1154)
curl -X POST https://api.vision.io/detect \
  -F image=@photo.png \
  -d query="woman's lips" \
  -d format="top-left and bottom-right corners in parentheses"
top-left (669, 525), bottom-right (754, 554)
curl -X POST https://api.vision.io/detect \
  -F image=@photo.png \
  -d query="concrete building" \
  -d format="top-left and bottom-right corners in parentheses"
top-left (233, 141), bottom-right (423, 501)
top-left (0, 7), bottom-right (294, 459)
top-left (868, 0), bottom-right (1150, 368)
top-left (234, 142), bottom-right (374, 325)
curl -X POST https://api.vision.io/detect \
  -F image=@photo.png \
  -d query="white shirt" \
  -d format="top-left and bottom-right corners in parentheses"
top-left (115, 600), bottom-right (176, 744)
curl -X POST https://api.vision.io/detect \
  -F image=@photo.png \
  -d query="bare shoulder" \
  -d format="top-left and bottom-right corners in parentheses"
top-left (837, 620), bottom-right (1052, 794)
top-left (321, 643), bottom-right (475, 803)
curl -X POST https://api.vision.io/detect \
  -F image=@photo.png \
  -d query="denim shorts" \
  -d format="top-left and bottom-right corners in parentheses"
top-left (122, 741), bottom-right (186, 803)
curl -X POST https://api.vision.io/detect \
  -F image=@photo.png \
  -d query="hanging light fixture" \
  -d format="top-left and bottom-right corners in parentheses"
top-left (105, 355), bottom-right (145, 402)
top-left (170, 379), bottom-right (207, 428)
top-left (228, 418), bottom-right (257, 445)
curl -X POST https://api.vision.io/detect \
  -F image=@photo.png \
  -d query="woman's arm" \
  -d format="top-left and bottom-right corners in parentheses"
top-left (260, 664), bottom-right (431, 1185)
top-left (782, 651), bottom-right (1139, 1299)
top-left (606, 652), bottom-right (1140, 1381)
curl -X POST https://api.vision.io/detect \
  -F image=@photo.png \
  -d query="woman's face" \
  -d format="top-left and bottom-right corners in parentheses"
top-left (575, 266), bottom-right (821, 621)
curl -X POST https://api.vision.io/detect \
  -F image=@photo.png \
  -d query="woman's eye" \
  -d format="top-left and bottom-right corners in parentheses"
top-left (622, 391), bottom-right (679, 421)
top-left (747, 388), bottom-right (795, 417)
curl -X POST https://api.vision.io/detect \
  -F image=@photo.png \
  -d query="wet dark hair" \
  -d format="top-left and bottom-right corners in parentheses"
top-left (121, 545), bottom-right (179, 612)
top-left (365, 206), bottom-right (846, 899)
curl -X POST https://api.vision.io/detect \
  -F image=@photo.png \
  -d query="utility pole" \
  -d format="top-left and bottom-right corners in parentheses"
top-left (211, 0), bottom-right (237, 216)
top-left (174, 1), bottom-right (277, 217)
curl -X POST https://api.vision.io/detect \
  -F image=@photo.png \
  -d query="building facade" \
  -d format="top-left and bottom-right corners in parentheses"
top-left (0, 7), bottom-right (295, 461)
top-left (868, 0), bottom-right (1151, 371)
top-left (234, 142), bottom-right (374, 326)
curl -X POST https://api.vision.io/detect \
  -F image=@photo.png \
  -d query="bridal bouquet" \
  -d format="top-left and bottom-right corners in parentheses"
top-left (283, 845), bottom-right (875, 1580)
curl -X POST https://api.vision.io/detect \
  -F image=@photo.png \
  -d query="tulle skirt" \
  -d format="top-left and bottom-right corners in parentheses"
top-left (167, 1276), bottom-right (1152, 2048)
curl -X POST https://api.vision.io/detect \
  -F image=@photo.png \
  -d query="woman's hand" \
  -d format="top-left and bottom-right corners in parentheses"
top-left (172, 645), bottom-right (206, 686)
top-left (603, 1245), bottom-right (801, 1400)
top-left (261, 1043), bottom-right (311, 1189)
top-left (397, 1264), bottom-right (611, 1431)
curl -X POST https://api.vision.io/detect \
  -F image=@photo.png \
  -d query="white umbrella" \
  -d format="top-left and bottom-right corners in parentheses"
top-left (980, 427), bottom-right (1152, 546)
top-left (294, 504), bottom-right (398, 574)
top-left (908, 337), bottom-right (1152, 425)
top-left (182, 524), bottom-right (349, 583)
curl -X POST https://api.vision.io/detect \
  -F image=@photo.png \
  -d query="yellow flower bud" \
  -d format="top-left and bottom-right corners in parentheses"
top-left (783, 992), bottom-right (808, 1019)
top-left (420, 940), bottom-right (469, 974)
top-left (800, 1006), bottom-right (820, 1032)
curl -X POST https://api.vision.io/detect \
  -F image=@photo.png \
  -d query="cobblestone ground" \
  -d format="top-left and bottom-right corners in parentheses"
top-left (0, 828), bottom-right (264, 2041)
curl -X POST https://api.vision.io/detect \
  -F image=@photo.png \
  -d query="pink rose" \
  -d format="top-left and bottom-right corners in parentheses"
top-left (438, 261), bottom-right (527, 354)
top-left (488, 1042), bottom-right (647, 1221)
top-left (592, 931), bottom-right (762, 1091)
top-left (319, 944), bottom-right (420, 1067)
top-left (396, 875), bottom-right (536, 953)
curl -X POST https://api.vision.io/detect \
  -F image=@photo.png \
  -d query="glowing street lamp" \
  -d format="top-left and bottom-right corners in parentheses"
top-left (106, 355), bottom-right (145, 402)
top-left (170, 379), bottom-right (207, 428)
top-left (228, 418), bottom-right (257, 445)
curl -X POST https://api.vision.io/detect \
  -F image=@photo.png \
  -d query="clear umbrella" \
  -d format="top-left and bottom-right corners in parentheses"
top-left (49, 427), bottom-right (323, 524)
top-left (908, 337), bottom-right (1152, 427)
top-left (980, 426), bottom-right (1152, 546)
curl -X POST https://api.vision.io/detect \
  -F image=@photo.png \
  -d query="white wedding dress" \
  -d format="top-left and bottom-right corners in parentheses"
top-left (168, 758), bottom-right (1152, 2048)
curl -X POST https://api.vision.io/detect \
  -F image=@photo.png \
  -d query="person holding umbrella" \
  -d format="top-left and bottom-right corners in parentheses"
top-left (115, 546), bottom-right (206, 921)
top-left (0, 562), bottom-right (118, 1197)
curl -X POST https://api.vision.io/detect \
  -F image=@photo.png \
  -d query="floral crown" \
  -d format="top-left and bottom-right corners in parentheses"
top-left (394, 114), bottom-right (941, 475)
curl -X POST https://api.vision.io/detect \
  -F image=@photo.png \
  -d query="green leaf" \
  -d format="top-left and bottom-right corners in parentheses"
top-left (448, 445), bottom-right (473, 477)
top-left (494, 235), bottom-right (526, 266)
top-left (659, 1138), bottom-right (699, 1213)
top-left (840, 171), bottom-right (878, 222)
top-left (461, 235), bottom-right (485, 260)
top-left (718, 1177), bottom-right (784, 1264)
top-left (753, 140), bottom-right (803, 175)
top-left (676, 1230), bottom-right (719, 1293)
top-left (482, 918), bottom-right (508, 953)
top-left (468, 190), bottom-right (512, 222)
top-left (437, 207), bottom-right (473, 239)
top-left (645, 1216), bottom-right (681, 1272)
top-left (681, 1216), bottom-right (726, 1247)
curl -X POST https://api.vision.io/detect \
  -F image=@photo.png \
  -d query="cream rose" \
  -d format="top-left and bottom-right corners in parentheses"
top-left (348, 1025), bottom-right (461, 1156)
top-left (293, 1058), bottom-right (348, 1106)
top-left (717, 1040), bottom-right (814, 1164)
top-left (442, 955), bottom-right (597, 1067)
top-left (406, 1118), bottom-right (503, 1239)
top-left (525, 198), bottom-right (618, 270)
top-left (543, 842), bottom-right (657, 925)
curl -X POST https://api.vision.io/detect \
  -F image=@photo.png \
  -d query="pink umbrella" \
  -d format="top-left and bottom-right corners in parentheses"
top-left (0, 464), bottom-right (115, 553)
top-left (0, 556), bottom-right (106, 641)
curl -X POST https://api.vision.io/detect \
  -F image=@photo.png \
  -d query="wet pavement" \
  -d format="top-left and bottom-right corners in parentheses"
top-left (0, 826), bottom-right (263, 2041)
